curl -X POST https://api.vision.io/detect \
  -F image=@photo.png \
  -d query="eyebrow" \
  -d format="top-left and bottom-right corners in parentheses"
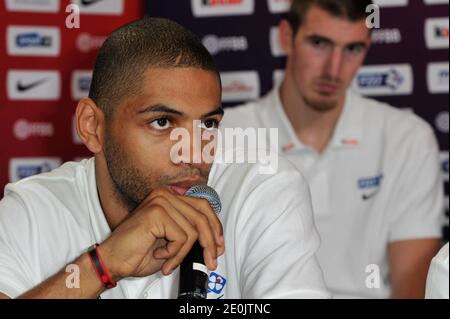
top-left (138, 104), bottom-right (223, 118)
top-left (201, 107), bottom-right (224, 119)
top-left (306, 34), bottom-right (368, 48)
top-left (307, 34), bottom-right (334, 44)
top-left (138, 104), bottom-right (184, 116)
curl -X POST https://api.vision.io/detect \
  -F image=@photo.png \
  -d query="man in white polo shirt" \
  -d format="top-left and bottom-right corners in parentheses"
top-left (0, 18), bottom-right (329, 299)
top-left (221, 0), bottom-right (444, 298)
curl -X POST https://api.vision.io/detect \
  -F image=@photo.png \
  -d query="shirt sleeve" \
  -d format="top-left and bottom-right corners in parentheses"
top-left (0, 187), bottom-right (38, 298)
top-left (235, 165), bottom-right (331, 299)
top-left (388, 119), bottom-right (444, 242)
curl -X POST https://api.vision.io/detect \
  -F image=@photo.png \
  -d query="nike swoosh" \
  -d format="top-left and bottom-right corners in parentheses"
top-left (17, 79), bottom-right (47, 92)
top-left (81, 0), bottom-right (103, 6)
top-left (362, 189), bottom-right (380, 201)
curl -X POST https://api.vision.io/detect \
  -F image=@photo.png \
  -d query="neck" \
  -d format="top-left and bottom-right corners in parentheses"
top-left (95, 155), bottom-right (130, 231)
top-left (279, 75), bottom-right (345, 153)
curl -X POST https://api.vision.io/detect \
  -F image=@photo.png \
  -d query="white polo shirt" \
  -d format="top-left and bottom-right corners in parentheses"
top-left (221, 87), bottom-right (445, 298)
top-left (426, 242), bottom-right (449, 299)
top-left (0, 153), bottom-right (330, 299)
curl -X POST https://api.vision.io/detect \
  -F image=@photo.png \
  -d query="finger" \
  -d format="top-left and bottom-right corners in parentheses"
top-left (150, 195), bottom-right (218, 271)
top-left (148, 189), bottom-right (222, 261)
top-left (178, 196), bottom-right (224, 252)
top-left (148, 204), bottom-right (191, 275)
top-left (174, 199), bottom-right (219, 269)
top-left (150, 187), bottom-right (224, 251)
top-left (152, 239), bottom-right (169, 259)
top-left (149, 188), bottom-right (223, 249)
top-left (150, 197), bottom-right (198, 259)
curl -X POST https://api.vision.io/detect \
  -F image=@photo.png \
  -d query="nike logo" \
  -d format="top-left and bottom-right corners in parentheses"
top-left (17, 79), bottom-right (47, 92)
top-left (362, 189), bottom-right (380, 201)
top-left (81, 0), bottom-right (103, 6)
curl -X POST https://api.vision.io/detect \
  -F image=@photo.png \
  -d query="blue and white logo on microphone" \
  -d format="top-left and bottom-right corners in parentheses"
top-left (208, 272), bottom-right (227, 295)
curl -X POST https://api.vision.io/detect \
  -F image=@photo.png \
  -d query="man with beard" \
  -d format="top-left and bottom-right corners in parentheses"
top-left (221, 0), bottom-right (444, 298)
top-left (0, 18), bottom-right (329, 299)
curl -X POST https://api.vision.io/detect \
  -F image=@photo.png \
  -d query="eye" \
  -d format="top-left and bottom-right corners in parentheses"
top-left (200, 119), bottom-right (220, 130)
top-left (309, 38), bottom-right (330, 50)
top-left (346, 44), bottom-right (365, 56)
top-left (149, 118), bottom-right (172, 130)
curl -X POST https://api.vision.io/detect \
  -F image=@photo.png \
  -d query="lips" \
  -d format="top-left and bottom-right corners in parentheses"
top-left (168, 179), bottom-right (205, 195)
top-left (316, 82), bottom-right (339, 95)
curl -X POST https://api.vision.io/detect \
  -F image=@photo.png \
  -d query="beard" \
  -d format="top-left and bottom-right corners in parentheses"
top-left (103, 129), bottom-right (210, 212)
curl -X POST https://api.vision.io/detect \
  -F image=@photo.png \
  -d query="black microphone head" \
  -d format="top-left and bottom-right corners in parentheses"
top-left (185, 185), bottom-right (221, 215)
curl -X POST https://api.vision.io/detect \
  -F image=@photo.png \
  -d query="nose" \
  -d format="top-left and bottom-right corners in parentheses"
top-left (324, 48), bottom-right (343, 80)
top-left (170, 120), bottom-right (207, 166)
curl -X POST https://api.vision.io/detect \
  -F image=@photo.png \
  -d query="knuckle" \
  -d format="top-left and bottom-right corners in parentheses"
top-left (148, 204), bottom-right (166, 217)
top-left (150, 195), bottom-right (167, 206)
top-left (150, 188), bottom-right (168, 198)
top-left (196, 214), bottom-right (209, 227)
top-left (141, 204), bottom-right (166, 233)
top-left (179, 231), bottom-right (188, 243)
top-left (187, 229), bottom-right (199, 243)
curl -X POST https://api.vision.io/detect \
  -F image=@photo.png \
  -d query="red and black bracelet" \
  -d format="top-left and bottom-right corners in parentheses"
top-left (88, 244), bottom-right (117, 289)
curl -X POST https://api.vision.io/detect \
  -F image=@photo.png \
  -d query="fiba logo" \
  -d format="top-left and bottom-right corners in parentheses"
top-left (76, 33), bottom-right (106, 53)
top-left (202, 34), bottom-right (248, 55)
top-left (13, 119), bottom-right (54, 140)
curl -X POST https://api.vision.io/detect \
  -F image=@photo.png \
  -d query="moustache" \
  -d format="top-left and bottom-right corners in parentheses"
top-left (317, 76), bottom-right (342, 84)
top-left (160, 167), bottom-right (210, 185)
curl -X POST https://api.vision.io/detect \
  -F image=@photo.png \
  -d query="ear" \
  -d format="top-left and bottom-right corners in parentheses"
top-left (279, 19), bottom-right (294, 56)
top-left (75, 98), bottom-right (105, 154)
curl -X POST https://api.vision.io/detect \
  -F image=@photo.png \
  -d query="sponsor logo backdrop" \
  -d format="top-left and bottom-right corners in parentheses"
top-left (0, 0), bottom-right (143, 187)
top-left (147, 0), bottom-right (449, 237)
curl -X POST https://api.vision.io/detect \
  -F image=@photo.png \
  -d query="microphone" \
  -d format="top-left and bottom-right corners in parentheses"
top-left (177, 185), bottom-right (222, 300)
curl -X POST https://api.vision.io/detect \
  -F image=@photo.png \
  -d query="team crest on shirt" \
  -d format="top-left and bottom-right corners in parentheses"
top-left (208, 272), bottom-right (227, 298)
top-left (358, 174), bottom-right (383, 200)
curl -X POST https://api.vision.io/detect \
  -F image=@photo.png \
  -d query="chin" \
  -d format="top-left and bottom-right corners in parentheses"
top-left (311, 104), bottom-right (338, 113)
top-left (305, 95), bottom-right (340, 113)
